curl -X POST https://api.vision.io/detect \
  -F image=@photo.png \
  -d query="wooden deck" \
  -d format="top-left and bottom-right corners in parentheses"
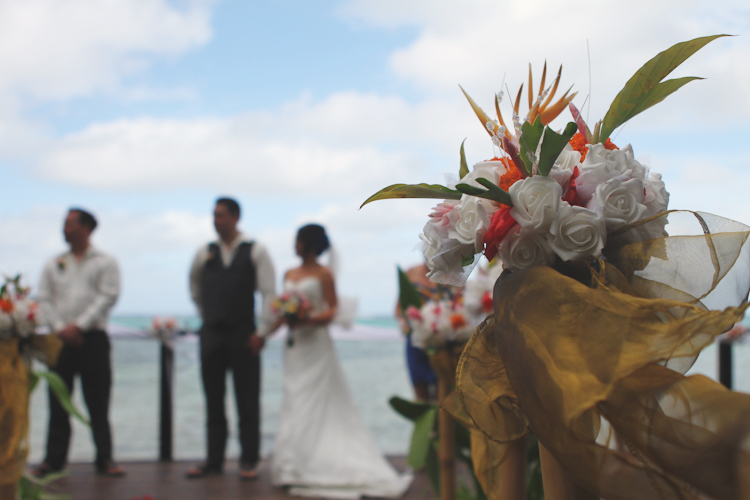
top-left (36, 458), bottom-right (437, 500)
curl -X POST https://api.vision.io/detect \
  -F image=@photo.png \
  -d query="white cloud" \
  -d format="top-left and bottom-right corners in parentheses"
top-left (343, 0), bottom-right (750, 127)
top-left (35, 92), bottom-right (488, 196)
top-left (0, 0), bottom-right (214, 101)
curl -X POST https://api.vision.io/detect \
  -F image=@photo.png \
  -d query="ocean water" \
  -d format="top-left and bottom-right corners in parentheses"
top-left (27, 316), bottom-right (750, 465)
top-left (27, 316), bottom-right (414, 464)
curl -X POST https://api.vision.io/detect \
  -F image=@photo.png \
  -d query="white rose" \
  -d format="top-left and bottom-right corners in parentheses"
top-left (421, 220), bottom-right (448, 266)
top-left (461, 161), bottom-right (507, 187)
top-left (547, 203), bottom-right (607, 261)
top-left (509, 175), bottom-right (562, 231)
top-left (548, 144), bottom-right (582, 190)
top-left (448, 196), bottom-right (493, 253)
top-left (576, 144), bottom-right (647, 202)
top-left (498, 226), bottom-right (556, 271)
top-left (421, 223), bottom-right (475, 280)
top-left (643, 173), bottom-right (669, 216)
top-left (586, 177), bottom-right (647, 230)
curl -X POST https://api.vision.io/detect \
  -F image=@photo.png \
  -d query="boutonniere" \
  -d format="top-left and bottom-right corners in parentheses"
top-left (56, 257), bottom-right (66, 271)
top-left (205, 251), bottom-right (218, 264)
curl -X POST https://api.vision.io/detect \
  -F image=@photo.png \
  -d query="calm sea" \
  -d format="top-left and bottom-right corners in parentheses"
top-left (27, 316), bottom-right (750, 464)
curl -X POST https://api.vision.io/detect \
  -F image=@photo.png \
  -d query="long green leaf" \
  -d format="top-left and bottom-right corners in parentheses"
top-left (408, 407), bottom-right (438, 470)
top-left (28, 371), bottom-right (40, 394)
top-left (627, 76), bottom-right (702, 118)
top-left (456, 178), bottom-right (512, 206)
top-left (459, 139), bottom-right (469, 179)
top-left (425, 442), bottom-right (441, 494)
top-left (36, 371), bottom-right (90, 427)
top-left (599, 34), bottom-right (729, 142)
top-left (518, 117), bottom-right (544, 173)
top-left (361, 183), bottom-right (461, 208)
top-left (397, 268), bottom-right (424, 315)
top-left (389, 395), bottom-right (433, 421)
top-left (537, 122), bottom-right (578, 176)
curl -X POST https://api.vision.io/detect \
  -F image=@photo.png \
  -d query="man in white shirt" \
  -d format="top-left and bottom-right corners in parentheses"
top-left (34, 208), bottom-right (124, 477)
top-left (186, 197), bottom-right (276, 480)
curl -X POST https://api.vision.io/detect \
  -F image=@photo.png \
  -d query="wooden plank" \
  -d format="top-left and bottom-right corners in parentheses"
top-left (36, 458), bottom-right (437, 500)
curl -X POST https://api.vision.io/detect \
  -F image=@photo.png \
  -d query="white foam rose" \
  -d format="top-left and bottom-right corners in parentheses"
top-left (643, 173), bottom-right (669, 216)
top-left (421, 222), bottom-right (475, 280)
top-left (462, 160), bottom-right (507, 188)
top-left (548, 144), bottom-right (582, 190)
top-left (448, 196), bottom-right (493, 253)
top-left (586, 177), bottom-right (647, 231)
top-left (547, 203), bottom-right (607, 261)
top-left (509, 175), bottom-right (562, 232)
top-left (575, 144), bottom-right (648, 202)
top-left (498, 226), bottom-right (556, 271)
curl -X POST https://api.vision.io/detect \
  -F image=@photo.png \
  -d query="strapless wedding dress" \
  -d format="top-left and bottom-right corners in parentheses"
top-left (271, 276), bottom-right (412, 499)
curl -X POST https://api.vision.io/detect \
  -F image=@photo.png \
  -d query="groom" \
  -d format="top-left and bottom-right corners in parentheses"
top-left (187, 197), bottom-right (276, 479)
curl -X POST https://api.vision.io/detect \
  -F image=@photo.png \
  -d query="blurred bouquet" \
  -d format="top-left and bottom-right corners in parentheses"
top-left (0, 275), bottom-right (39, 339)
top-left (405, 298), bottom-right (477, 352)
top-left (272, 291), bottom-right (312, 325)
top-left (149, 316), bottom-right (180, 348)
top-left (462, 262), bottom-right (503, 322)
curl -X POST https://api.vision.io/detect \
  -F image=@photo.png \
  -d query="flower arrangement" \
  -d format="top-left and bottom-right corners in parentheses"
top-left (405, 298), bottom-right (476, 351)
top-left (363, 35), bottom-right (727, 284)
top-left (149, 316), bottom-right (181, 347)
top-left (272, 291), bottom-right (312, 324)
top-left (0, 275), bottom-right (39, 339)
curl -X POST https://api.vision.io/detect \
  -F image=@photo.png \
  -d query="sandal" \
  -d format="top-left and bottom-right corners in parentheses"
top-left (239, 462), bottom-right (258, 481)
top-left (96, 461), bottom-right (126, 477)
top-left (186, 463), bottom-right (222, 479)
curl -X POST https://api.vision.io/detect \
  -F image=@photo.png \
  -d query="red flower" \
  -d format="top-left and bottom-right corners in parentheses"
top-left (481, 291), bottom-right (493, 313)
top-left (562, 167), bottom-right (583, 207)
top-left (483, 206), bottom-right (517, 261)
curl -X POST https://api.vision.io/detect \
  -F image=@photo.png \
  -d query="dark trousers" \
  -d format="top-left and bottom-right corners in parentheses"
top-left (44, 330), bottom-right (114, 470)
top-left (200, 326), bottom-right (261, 468)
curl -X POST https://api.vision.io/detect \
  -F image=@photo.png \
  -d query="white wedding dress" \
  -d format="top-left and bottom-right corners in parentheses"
top-left (271, 277), bottom-right (413, 499)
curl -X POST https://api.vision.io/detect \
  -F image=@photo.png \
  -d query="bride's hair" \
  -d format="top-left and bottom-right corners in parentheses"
top-left (297, 224), bottom-right (330, 257)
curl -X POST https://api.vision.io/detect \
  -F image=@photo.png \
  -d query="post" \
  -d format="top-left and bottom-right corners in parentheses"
top-left (159, 342), bottom-right (174, 461)
top-left (719, 341), bottom-right (732, 389)
top-left (437, 376), bottom-right (456, 500)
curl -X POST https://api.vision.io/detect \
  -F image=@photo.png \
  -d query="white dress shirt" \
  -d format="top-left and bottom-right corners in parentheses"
top-left (37, 246), bottom-right (121, 333)
top-left (189, 232), bottom-right (276, 337)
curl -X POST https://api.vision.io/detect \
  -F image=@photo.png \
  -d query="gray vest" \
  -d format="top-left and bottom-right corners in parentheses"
top-left (200, 241), bottom-right (256, 330)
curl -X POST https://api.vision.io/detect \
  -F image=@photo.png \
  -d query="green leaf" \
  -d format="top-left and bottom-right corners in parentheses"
top-left (397, 268), bottom-right (424, 316)
top-left (36, 371), bottom-right (90, 427)
top-left (537, 122), bottom-right (578, 176)
top-left (425, 443), bottom-right (441, 494)
top-left (455, 178), bottom-right (512, 206)
top-left (408, 407), bottom-right (438, 470)
top-left (28, 371), bottom-right (40, 394)
top-left (599, 34), bottom-right (729, 142)
top-left (518, 116), bottom-right (544, 173)
top-left (461, 254), bottom-right (475, 267)
top-left (388, 396), bottom-right (433, 421)
top-left (459, 139), bottom-right (469, 179)
top-left (361, 183), bottom-right (461, 208)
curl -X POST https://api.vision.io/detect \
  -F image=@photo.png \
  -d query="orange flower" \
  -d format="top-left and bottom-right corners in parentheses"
top-left (569, 132), bottom-right (618, 162)
top-left (450, 313), bottom-right (468, 329)
top-left (484, 157), bottom-right (524, 192)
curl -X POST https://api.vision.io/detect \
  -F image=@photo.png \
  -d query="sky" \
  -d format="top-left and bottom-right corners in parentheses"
top-left (1, 0), bottom-right (749, 317)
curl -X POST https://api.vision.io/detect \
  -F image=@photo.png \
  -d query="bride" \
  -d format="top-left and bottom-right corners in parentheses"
top-left (270, 224), bottom-right (412, 499)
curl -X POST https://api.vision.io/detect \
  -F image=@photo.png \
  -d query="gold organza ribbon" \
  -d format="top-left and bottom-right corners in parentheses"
top-left (0, 335), bottom-right (61, 486)
top-left (457, 212), bottom-right (750, 500)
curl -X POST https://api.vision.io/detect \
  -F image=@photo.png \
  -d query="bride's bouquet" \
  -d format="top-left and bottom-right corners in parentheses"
top-left (0, 275), bottom-right (40, 339)
top-left (272, 291), bottom-right (312, 326)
